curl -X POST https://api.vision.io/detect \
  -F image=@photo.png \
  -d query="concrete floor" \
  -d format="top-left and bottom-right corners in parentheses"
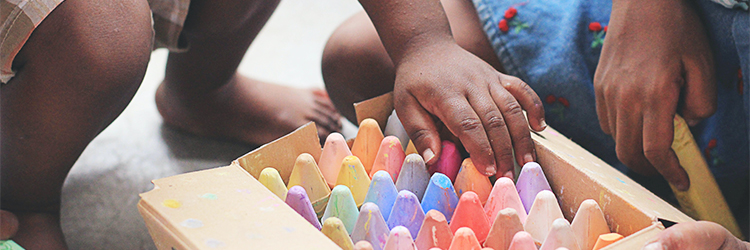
top-left (60, 1), bottom-right (362, 249)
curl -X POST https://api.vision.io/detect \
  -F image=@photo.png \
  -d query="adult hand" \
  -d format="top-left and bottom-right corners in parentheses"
top-left (393, 40), bottom-right (546, 177)
top-left (643, 221), bottom-right (750, 250)
top-left (594, 0), bottom-right (716, 191)
top-left (0, 210), bottom-right (19, 240)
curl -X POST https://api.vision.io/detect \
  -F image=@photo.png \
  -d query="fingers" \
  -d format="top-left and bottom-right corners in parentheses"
top-left (467, 89), bottom-right (514, 176)
top-left (489, 82), bottom-right (536, 174)
top-left (643, 221), bottom-right (747, 250)
top-left (395, 92), bottom-right (442, 165)
top-left (680, 54), bottom-right (717, 125)
top-left (498, 75), bottom-right (547, 131)
top-left (436, 95), bottom-right (498, 175)
top-left (614, 107), bottom-right (655, 175)
top-left (0, 210), bottom-right (19, 240)
top-left (643, 103), bottom-right (689, 191)
top-left (594, 74), bottom-right (612, 135)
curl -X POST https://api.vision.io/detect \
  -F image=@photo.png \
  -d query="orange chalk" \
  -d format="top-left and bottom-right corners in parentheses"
top-left (484, 208), bottom-right (524, 250)
top-left (592, 233), bottom-right (623, 250)
top-left (405, 140), bottom-right (418, 156)
top-left (351, 118), bottom-right (385, 173)
top-left (571, 199), bottom-right (610, 250)
top-left (448, 227), bottom-right (483, 250)
top-left (507, 231), bottom-right (537, 250)
top-left (454, 158), bottom-right (492, 205)
top-left (287, 153), bottom-right (331, 217)
top-left (336, 155), bottom-right (372, 206)
top-left (450, 191), bottom-right (491, 244)
top-left (415, 210), bottom-right (453, 250)
top-left (370, 136), bottom-right (406, 181)
top-left (319, 132), bottom-right (353, 188)
top-left (484, 177), bottom-right (527, 224)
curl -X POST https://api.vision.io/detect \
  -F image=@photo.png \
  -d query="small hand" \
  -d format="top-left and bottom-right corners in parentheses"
top-left (594, 0), bottom-right (716, 191)
top-left (643, 221), bottom-right (750, 250)
top-left (394, 40), bottom-right (546, 177)
top-left (0, 210), bottom-right (18, 240)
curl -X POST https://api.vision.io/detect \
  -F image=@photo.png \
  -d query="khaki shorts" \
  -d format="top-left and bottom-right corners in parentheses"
top-left (0, 0), bottom-right (190, 83)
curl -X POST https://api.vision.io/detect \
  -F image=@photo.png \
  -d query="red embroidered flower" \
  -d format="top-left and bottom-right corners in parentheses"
top-left (589, 22), bottom-right (602, 32)
top-left (739, 68), bottom-right (744, 94)
top-left (499, 19), bottom-right (509, 33)
top-left (603, 26), bottom-right (608, 32)
top-left (504, 7), bottom-right (518, 19)
top-left (558, 97), bottom-right (570, 107)
top-left (545, 94), bottom-right (557, 104)
top-left (707, 138), bottom-right (717, 149)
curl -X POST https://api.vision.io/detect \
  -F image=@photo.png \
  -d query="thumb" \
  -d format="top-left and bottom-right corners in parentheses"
top-left (395, 94), bottom-right (442, 165)
top-left (643, 221), bottom-right (746, 250)
top-left (679, 51), bottom-right (716, 125)
top-left (0, 210), bottom-right (19, 240)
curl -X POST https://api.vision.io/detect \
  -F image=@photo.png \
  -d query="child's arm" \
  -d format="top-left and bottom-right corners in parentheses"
top-left (594, 0), bottom-right (716, 191)
top-left (357, 0), bottom-right (546, 177)
top-left (644, 221), bottom-right (750, 250)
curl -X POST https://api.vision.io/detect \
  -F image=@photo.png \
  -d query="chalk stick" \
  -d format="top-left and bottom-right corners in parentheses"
top-left (415, 210), bottom-right (453, 250)
top-left (429, 141), bottom-right (462, 182)
top-left (322, 217), bottom-right (355, 250)
top-left (450, 191), bottom-right (491, 244)
top-left (404, 140), bottom-right (418, 156)
top-left (484, 177), bottom-right (527, 224)
top-left (336, 155), bottom-right (372, 207)
top-left (540, 218), bottom-right (581, 250)
top-left (363, 171), bottom-right (399, 221)
top-left (484, 208), bottom-right (524, 250)
top-left (319, 132), bottom-right (353, 188)
top-left (370, 136), bottom-right (406, 181)
top-left (384, 110), bottom-right (410, 151)
top-left (288, 153), bottom-right (331, 217)
top-left (448, 227), bottom-right (483, 250)
top-left (592, 233), bottom-right (623, 250)
top-left (387, 190), bottom-right (425, 238)
top-left (355, 241), bottom-right (375, 250)
top-left (352, 118), bottom-right (385, 173)
top-left (570, 199), bottom-right (609, 250)
top-left (524, 190), bottom-right (564, 245)
top-left (352, 202), bottom-right (391, 250)
top-left (285, 186), bottom-right (322, 230)
top-left (516, 161), bottom-right (552, 213)
top-left (454, 158), bottom-right (492, 205)
top-left (322, 185), bottom-right (360, 235)
top-left (259, 167), bottom-right (288, 201)
top-left (421, 173), bottom-right (459, 223)
top-left (508, 231), bottom-right (538, 250)
top-left (395, 154), bottom-right (430, 200)
top-left (383, 226), bottom-right (418, 250)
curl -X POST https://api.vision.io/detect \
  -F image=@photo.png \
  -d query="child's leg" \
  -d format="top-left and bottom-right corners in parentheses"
top-left (0, 0), bottom-right (153, 248)
top-left (155, 0), bottom-right (342, 145)
top-left (322, 0), bottom-right (500, 122)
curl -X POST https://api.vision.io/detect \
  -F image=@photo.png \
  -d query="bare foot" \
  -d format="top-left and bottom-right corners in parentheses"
top-left (155, 74), bottom-right (342, 145)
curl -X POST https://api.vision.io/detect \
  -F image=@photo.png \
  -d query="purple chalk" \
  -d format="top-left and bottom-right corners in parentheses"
top-left (285, 186), bottom-right (322, 230)
top-left (352, 202), bottom-right (390, 250)
top-left (515, 162), bottom-right (552, 213)
top-left (395, 154), bottom-right (430, 200)
top-left (387, 190), bottom-right (425, 238)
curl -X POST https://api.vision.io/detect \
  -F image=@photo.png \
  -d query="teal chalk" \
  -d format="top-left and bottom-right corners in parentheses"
top-left (395, 154), bottom-right (430, 200)
top-left (420, 172), bottom-right (459, 223)
top-left (363, 171), bottom-right (399, 221)
top-left (321, 185), bottom-right (360, 235)
top-left (0, 240), bottom-right (24, 250)
top-left (386, 190), bottom-right (425, 239)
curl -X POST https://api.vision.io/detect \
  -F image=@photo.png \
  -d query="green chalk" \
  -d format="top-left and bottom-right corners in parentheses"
top-left (0, 240), bottom-right (25, 250)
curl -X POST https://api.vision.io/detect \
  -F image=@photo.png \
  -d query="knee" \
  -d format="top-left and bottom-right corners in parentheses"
top-left (321, 12), bottom-right (391, 84)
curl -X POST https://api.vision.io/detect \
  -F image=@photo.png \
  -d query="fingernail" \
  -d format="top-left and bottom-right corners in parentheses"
top-left (524, 153), bottom-right (534, 163)
top-left (423, 148), bottom-right (436, 163)
top-left (485, 164), bottom-right (497, 176)
top-left (504, 170), bottom-right (514, 180)
top-left (539, 118), bottom-right (547, 130)
top-left (642, 242), bottom-right (663, 250)
top-left (676, 181), bottom-right (689, 192)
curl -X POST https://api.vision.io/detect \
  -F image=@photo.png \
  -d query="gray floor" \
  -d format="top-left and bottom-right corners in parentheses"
top-left (60, 1), bottom-right (362, 249)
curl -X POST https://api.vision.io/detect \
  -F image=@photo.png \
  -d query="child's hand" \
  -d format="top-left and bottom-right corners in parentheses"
top-left (0, 210), bottom-right (18, 240)
top-left (643, 221), bottom-right (750, 250)
top-left (594, 0), bottom-right (716, 191)
top-left (393, 40), bottom-right (546, 176)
